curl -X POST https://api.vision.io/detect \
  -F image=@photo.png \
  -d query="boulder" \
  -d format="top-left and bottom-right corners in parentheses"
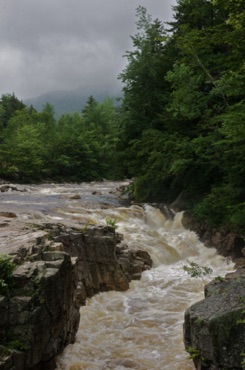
top-left (0, 184), bottom-right (26, 193)
top-left (0, 212), bottom-right (17, 218)
top-left (184, 269), bottom-right (245, 369)
top-left (69, 194), bottom-right (81, 199)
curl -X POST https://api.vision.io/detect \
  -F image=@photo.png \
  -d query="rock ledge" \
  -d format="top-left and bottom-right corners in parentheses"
top-left (0, 221), bottom-right (152, 370)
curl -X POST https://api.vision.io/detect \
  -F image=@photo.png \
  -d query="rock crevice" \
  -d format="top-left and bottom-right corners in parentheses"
top-left (0, 222), bottom-right (152, 370)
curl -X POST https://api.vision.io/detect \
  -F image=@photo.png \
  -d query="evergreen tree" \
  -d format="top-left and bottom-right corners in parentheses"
top-left (0, 109), bottom-right (44, 181)
top-left (119, 7), bottom-right (173, 138)
top-left (0, 94), bottom-right (26, 145)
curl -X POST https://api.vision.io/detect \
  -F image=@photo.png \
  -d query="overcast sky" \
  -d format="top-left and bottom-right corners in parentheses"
top-left (0, 0), bottom-right (176, 100)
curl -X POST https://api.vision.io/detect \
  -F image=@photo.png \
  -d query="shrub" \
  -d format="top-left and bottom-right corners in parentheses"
top-left (0, 254), bottom-right (15, 295)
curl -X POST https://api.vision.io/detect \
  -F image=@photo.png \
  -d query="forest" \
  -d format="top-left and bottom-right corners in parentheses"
top-left (0, 0), bottom-right (244, 232)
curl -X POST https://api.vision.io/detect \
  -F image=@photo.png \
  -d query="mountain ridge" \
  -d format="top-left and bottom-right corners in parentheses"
top-left (24, 84), bottom-right (122, 117)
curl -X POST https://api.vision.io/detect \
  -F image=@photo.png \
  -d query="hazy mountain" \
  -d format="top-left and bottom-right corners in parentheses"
top-left (24, 85), bottom-right (122, 117)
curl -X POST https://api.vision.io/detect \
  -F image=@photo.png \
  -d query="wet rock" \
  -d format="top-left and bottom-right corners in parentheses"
top-left (147, 203), bottom-right (175, 220)
top-left (134, 249), bottom-right (153, 267)
top-left (0, 184), bottom-right (26, 193)
top-left (169, 191), bottom-right (187, 212)
top-left (116, 182), bottom-right (133, 199)
top-left (184, 270), bottom-right (245, 369)
top-left (0, 222), bottom-right (9, 228)
top-left (116, 243), bottom-right (153, 282)
top-left (50, 225), bottom-right (152, 304)
top-left (0, 212), bottom-right (17, 218)
top-left (0, 252), bottom-right (80, 370)
top-left (69, 194), bottom-right (81, 199)
top-left (182, 212), bottom-right (245, 369)
top-left (0, 220), bottom-right (152, 369)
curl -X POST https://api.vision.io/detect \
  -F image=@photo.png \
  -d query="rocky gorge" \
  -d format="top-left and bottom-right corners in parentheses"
top-left (0, 182), bottom-right (244, 369)
top-left (0, 218), bottom-right (152, 370)
top-left (0, 183), bottom-right (153, 370)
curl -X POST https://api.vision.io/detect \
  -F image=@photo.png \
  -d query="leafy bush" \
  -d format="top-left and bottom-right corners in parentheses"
top-left (183, 260), bottom-right (213, 279)
top-left (186, 347), bottom-right (205, 361)
top-left (0, 254), bottom-right (15, 295)
top-left (7, 340), bottom-right (27, 351)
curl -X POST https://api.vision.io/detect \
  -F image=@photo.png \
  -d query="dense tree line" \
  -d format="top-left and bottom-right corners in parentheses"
top-left (118, 0), bottom-right (245, 231)
top-left (0, 94), bottom-right (120, 182)
top-left (0, 0), bottom-right (244, 231)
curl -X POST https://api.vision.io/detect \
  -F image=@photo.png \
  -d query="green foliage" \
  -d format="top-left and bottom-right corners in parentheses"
top-left (241, 352), bottom-right (245, 366)
top-left (194, 186), bottom-right (245, 231)
top-left (0, 254), bottom-right (15, 295)
top-left (118, 5), bottom-right (172, 171)
top-left (237, 297), bottom-right (245, 324)
top-left (0, 93), bottom-right (25, 130)
top-left (0, 93), bottom-right (122, 182)
top-left (81, 96), bottom-right (122, 179)
top-left (0, 346), bottom-right (11, 359)
top-left (241, 356), bottom-right (245, 367)
top-left (166, 63), bottom-right (207, 120)
top-left (0, 108), bottom-right (48, 181)
top-left (185, 347), bottom-right (205, 361)
top-left (117, 0), bottom-right (245, 232)
top-left (214, 276), bottom-right (225, 283)
top-left (183, 260), bottom-right (213, 279)
top-left (7, 340), bottom-right (27, 351)
top-left (106, 217), bottom-right (118, 229)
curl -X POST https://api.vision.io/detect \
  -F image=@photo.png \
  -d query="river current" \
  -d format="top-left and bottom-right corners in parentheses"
top-left (1, 181), bottom-right (234, 370)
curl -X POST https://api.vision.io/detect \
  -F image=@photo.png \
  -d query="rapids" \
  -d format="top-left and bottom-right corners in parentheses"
top-left (1, 181), bottom-right (235, 370)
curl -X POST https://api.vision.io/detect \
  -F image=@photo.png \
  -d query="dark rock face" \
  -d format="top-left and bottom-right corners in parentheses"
top-left (45, 224), bottom-right (153, 305)
top-left (0, 222), bottom-right (152, 370)
top-left (0, 252), bottom-right (80, 370)
top-left (184, 270), bottom-right (245, 370)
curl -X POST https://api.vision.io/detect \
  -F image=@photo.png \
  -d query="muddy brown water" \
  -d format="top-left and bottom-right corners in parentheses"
top-left (0, 181), bottom-right (234, 370)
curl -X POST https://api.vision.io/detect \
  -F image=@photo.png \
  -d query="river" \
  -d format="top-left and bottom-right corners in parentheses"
top-left (1, 181), bottom-right (235, 370)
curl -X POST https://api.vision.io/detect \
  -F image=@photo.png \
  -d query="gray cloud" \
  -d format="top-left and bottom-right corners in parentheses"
top-left (0, 0), bottom-right (176, 99)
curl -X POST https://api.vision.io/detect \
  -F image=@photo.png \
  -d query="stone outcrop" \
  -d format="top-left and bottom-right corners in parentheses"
top-left (0, 221), bottom-right (152, 370)
top-left (43, 223), bottom-right (153, 305)
top-left (0, 252), bottom-right (80, 370)
top-left (180, 210), bottom-right (245, 369)
top-left (184, 269), bottom-right (245, 370)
